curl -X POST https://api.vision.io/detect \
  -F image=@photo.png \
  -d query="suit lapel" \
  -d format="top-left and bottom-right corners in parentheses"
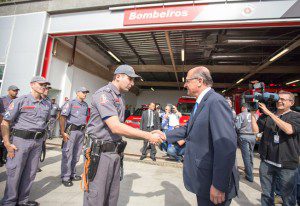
top-left (187, 89), bottom-right (214, 134)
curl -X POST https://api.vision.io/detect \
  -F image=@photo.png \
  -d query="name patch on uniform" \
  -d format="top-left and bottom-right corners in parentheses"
top-left (72, 106), bottom-right (81, 108)
top-left (115, 98), bottom-right (120, 103)
top-left (22, 106), bottom-right (35, 110)
top-left (100, 94), bottom-right (108, 104)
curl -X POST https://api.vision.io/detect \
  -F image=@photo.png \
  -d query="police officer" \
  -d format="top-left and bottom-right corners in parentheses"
top-left (235, 103), bottom-right (257, 182)
top-left (0, 85), bottom-right (19, 117)
top-left (1, 76), bottom-right (51, 206)
top-left (83, 65), bottom-right (163, 206)
top-left (48, 98), bottom-right (60, 139)
top-left (60, 87), bottom-right (89, 187)
top-left (0, 85), bottom-right (19, 166)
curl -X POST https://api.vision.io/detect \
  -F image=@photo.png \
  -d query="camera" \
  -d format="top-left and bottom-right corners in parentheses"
top-left (242, 82), bottom-right (279, 111)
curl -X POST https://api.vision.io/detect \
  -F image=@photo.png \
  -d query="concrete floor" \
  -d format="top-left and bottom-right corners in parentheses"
top-left (0, 138), bottom-right (263, 206)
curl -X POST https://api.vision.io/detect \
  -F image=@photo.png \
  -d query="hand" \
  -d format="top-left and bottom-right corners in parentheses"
top-left (151, 130), bottom-right (166, 141)
top-left (149, 133), bottom-right (163, 145)
top-left (210, 185), bottom-right (225, 205)
top-left (258, 103), bottom-right (272, 116)
top-left (5, 143), bottom-right (18, 159)
top-left (61, 132), bottom-right (70, 142)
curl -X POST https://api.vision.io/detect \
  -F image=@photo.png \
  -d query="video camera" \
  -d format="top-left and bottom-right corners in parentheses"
top-left (243, 82), bottom-right (279, 111)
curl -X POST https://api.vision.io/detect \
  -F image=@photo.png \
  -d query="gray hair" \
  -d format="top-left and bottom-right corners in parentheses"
top-left (191, 66), bottom-right (213, 87)
top-left (278, 90), bottom-right (295, 102)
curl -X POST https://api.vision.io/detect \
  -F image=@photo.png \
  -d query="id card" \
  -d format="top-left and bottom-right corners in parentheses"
top-left (274, 134), bottom-right (280, 144)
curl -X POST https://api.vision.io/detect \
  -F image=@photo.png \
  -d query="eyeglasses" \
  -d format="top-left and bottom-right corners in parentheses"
top-left (184, 77), bottom-right (199, 84)
top-left (278, 98), bottom-right (292, 102)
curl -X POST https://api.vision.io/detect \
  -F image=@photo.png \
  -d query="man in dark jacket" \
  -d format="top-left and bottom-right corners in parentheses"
top-left (140, 102), bottom-right (161, 161)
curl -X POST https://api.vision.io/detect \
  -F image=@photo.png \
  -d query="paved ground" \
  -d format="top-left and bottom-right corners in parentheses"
top-left (0, 137), bottom-right (263, 206)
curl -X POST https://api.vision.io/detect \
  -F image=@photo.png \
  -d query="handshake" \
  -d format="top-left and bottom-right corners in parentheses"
top-left (148, 130), bottom-right (166, 145)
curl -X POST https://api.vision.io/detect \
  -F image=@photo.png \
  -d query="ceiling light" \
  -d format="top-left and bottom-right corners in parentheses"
top-left (269, 48), bottom-right (289, 62)
top-left (107, 51), bottom-right (120, 62)
top-left (236, 78), bottom-right (244, 84)
top-left (222, 90), bottom-right (226, 93)
top-left (140, 78), bottom-right (144, 82)
top-left (151, 87), bottom-right (155, 91)
top-left (182, 77), bottom-right (185, 82)
top-left (286, 79), bottom-right (300, 85)
top-left (181, 49), bottom-right (185, 62)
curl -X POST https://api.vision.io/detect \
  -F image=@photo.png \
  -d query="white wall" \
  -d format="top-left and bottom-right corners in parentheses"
top-left (136, 90), bottom-right (187, 108)
top-left (0, 12), bottom-right (48, 95)
top-left (48, 57), bottom-right (138, 107)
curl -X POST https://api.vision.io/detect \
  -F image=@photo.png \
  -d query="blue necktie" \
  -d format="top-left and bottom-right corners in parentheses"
top-left (193, 102), bottom-right (199, 115)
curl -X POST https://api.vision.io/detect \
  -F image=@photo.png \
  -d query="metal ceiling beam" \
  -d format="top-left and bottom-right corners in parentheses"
top-left (165, 31), bottom-right (180, 89)
top-left (151, 32), bottom-right (165, 65)
top-left (135, 81), bottom-right (247, 89)
top-left (119, 33), bottom-right (146, 65)
top-left (86, 35), bottom-right (125, 64)
top-left (110, 65), bottom-right (300, 74)
top-left (227, 38), bottom-right (300, 92)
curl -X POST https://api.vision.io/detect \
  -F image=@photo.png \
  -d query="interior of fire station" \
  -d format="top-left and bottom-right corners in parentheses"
top-left (46, 26), bottom-right (300, 113)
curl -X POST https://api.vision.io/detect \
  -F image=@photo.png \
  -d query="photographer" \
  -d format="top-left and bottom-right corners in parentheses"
top-left (251, 90), bottom-right (300, 206)
top-left (161, 105), bottom-right (184, 162)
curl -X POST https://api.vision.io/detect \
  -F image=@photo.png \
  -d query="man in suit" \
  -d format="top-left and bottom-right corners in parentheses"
top-left (140, 102), bottom-right (161, 161)
top-left (155, 66), bottom-right (239, 205)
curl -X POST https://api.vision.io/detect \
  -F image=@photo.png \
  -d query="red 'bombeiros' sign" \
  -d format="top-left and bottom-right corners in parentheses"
top-left (123, 5), bottom-right (203, 26)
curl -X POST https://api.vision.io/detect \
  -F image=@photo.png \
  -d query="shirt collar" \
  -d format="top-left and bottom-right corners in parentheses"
top-left (196, 87), bottom-right (211, 104)
top-left (109, 82), bottom-right (121, 96)
top-left (74, 98), bottom-right (84, 105)
top-left (5, 95), bottom-right (12, 101)
top-left (28, 93), bottom-right (42, 103)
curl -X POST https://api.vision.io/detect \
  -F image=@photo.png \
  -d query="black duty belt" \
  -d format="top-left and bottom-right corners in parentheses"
top-left (239, 132), bottom-right (256, 135)
top-left (68, 124), bottom-right (86, 131)
top-left (12, 129), bottom-right (45, 140)
top-left (92, 139), bottom-right (118, 153)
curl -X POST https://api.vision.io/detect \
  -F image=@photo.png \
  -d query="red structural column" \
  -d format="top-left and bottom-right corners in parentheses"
top-left (41, 36), bottom-right (53, 78)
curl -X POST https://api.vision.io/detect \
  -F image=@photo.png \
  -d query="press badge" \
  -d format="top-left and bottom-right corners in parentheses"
top-left (274, 133), bottom-right (280, 144)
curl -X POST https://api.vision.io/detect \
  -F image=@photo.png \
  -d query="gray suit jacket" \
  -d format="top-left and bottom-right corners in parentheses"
top-left (166, 89), bottom-right (239, 199)
top-left (140, 109), bottom-right (161, 131)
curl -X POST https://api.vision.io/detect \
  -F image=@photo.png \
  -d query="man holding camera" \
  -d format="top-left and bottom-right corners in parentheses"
top-left (251, 90), bottom-right (300, 206)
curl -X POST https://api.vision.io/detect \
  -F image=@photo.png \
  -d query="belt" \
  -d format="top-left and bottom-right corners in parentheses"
top-left (68, 124), bottom-right (86, 131)
top-left (12, 129), bottom-right (45, 140)
top-left (91, 138), bottom-right (126, 153)
top-left (92, 139), bottom-right (117, 153)
top-left (239, 133), bottom-right (256, 135)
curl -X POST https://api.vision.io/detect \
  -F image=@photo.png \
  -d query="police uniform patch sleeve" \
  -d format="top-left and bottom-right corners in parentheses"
top-left (61, 101), bottom-right (71, 116)
top-left (94, 92), bottom-right (118, 120)
top-left (4, 99), bottom-right (20, 122)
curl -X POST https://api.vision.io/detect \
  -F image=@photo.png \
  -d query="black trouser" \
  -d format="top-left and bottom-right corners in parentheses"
top-left (141, 127), bottom-right (156, 158)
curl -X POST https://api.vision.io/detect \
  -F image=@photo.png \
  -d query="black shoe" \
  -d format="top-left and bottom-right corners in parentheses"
top-left (36, 168), bottom-right (42, 173)
top-left (71, 175), bottom-right (82, 181)
top-left (62, 180), bottom-right (73, 187)
top-left (17, 200), bottom-right (39, 206)
top-left (150, 157), bottom-right (156, 161)
top-left (140, 155), bottom-right (146, 160)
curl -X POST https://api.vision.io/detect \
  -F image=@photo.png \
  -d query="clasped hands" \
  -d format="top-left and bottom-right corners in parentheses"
top-left (148, 130), bottom-right (166, 145)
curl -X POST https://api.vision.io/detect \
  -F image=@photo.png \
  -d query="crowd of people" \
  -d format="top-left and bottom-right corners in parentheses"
top-left (139, 102), bottom-right (185, 162)
top-left (0, 64), bottom-right (299, 206)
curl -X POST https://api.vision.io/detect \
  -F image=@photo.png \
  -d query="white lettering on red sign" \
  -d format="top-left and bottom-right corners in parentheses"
top-left (124, 5), bottom-right (203, 26)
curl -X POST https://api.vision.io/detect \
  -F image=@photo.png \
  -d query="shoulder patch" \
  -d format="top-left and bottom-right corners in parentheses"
top-left (100, 94), bottom-right (109, 104)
